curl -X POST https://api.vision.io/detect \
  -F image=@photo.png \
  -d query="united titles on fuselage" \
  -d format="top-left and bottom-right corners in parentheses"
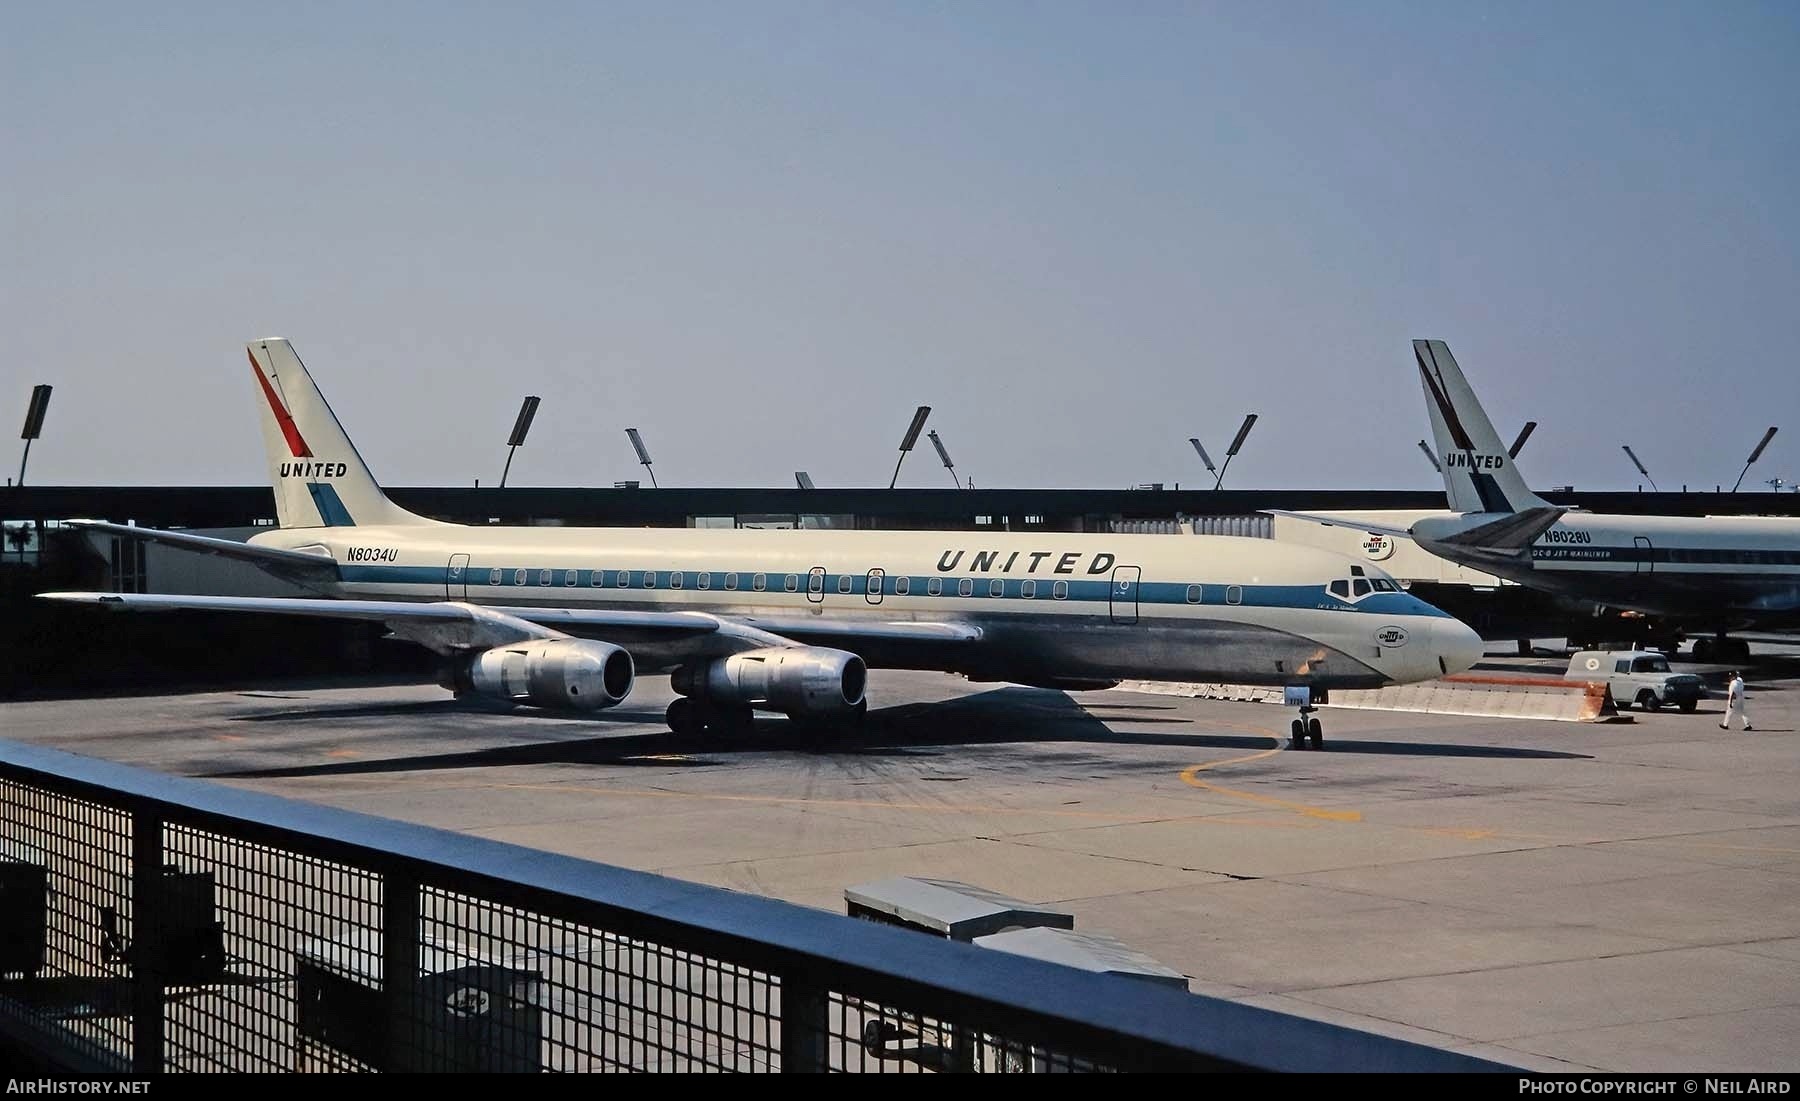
top-left (935, 549), bottom-right (1117, 575)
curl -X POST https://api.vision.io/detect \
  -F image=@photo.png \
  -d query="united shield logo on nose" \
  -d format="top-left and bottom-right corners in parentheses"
top-left (1375, 626), bottom-right (1409, 647)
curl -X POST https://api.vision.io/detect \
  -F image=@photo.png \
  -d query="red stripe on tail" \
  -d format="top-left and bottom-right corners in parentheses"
top-left (249, 349), bottom-right (313, 458)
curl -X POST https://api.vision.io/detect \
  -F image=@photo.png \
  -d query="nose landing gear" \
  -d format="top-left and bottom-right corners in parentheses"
top-left (1290, 707), bottom-right (1324, 750)
top-left (1282, 686), bottom-right (1324, 750)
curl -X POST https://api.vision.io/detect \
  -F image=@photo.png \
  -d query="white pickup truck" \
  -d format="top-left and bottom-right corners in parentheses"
top-left (1565, 650), bottom-right (1706, 713)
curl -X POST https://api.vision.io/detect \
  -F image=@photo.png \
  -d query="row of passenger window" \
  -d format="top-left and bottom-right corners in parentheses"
top-left (478, 567), bottom-right (1246, 604)
top-left (482, 567), bottom-right (1083, 598)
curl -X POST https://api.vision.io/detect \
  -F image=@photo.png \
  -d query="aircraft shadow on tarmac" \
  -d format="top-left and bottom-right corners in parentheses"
top-left (205, 686), bottom-right (1589, 780)
top-left (232, 697), bottom-right (672, 726)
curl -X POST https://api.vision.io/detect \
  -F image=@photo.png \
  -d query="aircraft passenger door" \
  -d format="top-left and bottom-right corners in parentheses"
top-left (807, 566), bottom-right (827, 604)
top-left (1633, 536), bottom-right (1654, 575)
top-left (446, 553), bottom-right (470, 599)
top-left (1110, 565), bottom-right (1141, 625)
top-left (866, 568), bottom-right (885, 606)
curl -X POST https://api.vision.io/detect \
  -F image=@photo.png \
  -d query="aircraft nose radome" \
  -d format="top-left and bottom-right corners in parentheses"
top-left (1434, 618), bottom-right (1484, 677)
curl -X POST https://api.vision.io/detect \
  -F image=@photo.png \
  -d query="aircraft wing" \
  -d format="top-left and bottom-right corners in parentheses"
top-left (62, 520), bottom-right (341, 585)
top-left (39, 592), bottom-right (566, 653)
top-left (38, 592), bottom-right (982, 668)
top-left (1261, 510), bottom-right (1417, 539)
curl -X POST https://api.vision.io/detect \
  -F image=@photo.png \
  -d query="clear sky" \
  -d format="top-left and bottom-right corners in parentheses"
top-left (6, 2), bottom-right (1798, 492)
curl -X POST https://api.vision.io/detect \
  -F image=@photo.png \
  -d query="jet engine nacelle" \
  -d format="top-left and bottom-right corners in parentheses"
top-left (670, 646), bottom-right (866, 716)
top-left (456, 638), bottom-right (635, 711)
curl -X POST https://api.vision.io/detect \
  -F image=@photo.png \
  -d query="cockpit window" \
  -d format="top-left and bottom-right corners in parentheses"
top-left (1352, 578), bottom-right (1371, 597)
top-left (1633, 656), bottom-right (1671, 673)
top-left (1372, 578), bottom-right (1395, 592)
top-left (1329, 580), bottom-right (1350, 599)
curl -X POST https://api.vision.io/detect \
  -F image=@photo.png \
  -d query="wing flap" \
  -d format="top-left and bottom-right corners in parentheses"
top-left (733, 615), bottom-right (982, 644)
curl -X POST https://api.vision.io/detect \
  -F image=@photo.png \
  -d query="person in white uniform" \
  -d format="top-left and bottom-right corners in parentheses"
top-left (1720, 671), bottom-right (1752, 731)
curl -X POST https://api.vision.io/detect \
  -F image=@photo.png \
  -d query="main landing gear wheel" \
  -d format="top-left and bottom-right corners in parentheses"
top-left (667, 699), bottom-right (757, 738)
top-left (789, 701), bottom-right (867, 745)
top-left (1696, 637), bottom-right (1751, 663)
top-left (666, 698), bottom-right (704, 737)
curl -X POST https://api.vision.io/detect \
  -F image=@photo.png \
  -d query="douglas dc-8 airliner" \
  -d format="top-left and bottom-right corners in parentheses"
top-left (42, 339), bottom-right (1482, 748)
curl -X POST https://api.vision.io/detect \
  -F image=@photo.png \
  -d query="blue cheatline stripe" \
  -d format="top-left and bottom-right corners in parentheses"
top-left (1533, 545), bottom-right (1800, 566)
top-left (306, 483), bottom-right (356, 527)
top-left (337, 563), bottom-right (1451, 618)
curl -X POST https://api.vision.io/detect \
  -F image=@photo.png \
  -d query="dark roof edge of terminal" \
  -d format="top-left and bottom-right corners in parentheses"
top-left (5, 484), bottom-right (1797, 526)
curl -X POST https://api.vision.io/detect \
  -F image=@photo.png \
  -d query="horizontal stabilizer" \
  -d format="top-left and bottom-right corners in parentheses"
top-left (1427, 506), bottom-right (1566, 552)
top-left (1261, 510), bottom-right (1416, 540)
top-left (62, 520), bottom-right (340, 584)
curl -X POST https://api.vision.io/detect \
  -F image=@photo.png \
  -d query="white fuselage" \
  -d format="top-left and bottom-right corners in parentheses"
top-left (252, 524), bottom-right (1476, 687)
top-left (1411, 511), bottom-right (1800, 626)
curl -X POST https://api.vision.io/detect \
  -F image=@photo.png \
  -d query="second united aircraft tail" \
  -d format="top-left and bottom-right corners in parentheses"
top-left (1413, 339), bottom-right (1552, 516)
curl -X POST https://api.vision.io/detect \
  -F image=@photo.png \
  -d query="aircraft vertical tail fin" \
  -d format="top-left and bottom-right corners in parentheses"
top-left (1413, 339), bottom-right (1552, 515)
top-left (248, 338), bottom-right (430, 529)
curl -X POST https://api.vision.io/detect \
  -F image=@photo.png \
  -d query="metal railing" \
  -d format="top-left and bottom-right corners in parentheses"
top-left (0, 740), bottom-right (1512, 1072)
